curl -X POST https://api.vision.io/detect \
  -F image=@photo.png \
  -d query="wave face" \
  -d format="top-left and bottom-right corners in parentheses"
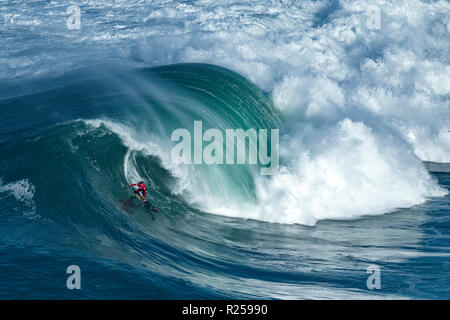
top-left (1, 0), bottom-right (449, 299)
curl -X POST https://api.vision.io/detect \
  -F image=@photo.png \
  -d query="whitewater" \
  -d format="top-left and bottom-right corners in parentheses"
top-left (0, 0), bottom-right (449, 299)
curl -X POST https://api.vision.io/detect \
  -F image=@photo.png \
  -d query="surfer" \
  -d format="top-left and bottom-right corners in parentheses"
top-left (126, 181), bottom-right (159, 212)
top-left (127, 181), bottom-right (148, 202)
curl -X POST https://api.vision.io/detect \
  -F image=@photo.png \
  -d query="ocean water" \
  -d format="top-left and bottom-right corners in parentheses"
top-left (0, 0), bottom-right (449, 299)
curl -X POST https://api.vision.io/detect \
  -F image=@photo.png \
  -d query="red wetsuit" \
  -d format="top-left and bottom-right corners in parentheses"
top-left (128, 182), bottom-right (147, 199)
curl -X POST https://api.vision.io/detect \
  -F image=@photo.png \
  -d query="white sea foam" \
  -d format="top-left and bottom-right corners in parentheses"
top-left (131, 0), bottom-right (450, 164)
top-left (252, 119), bottom-right (446, 225)
top-left (0, 178), bottom-right (38, 218)
top-left (0, 178), bottom-right (35, 203)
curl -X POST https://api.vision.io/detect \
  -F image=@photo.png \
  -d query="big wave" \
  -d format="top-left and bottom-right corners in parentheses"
top-left (1, 62), bottom-right (445, 226)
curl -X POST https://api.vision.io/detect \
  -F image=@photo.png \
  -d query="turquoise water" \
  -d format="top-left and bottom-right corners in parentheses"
top-left (1, 0), bottom-right (449, 299)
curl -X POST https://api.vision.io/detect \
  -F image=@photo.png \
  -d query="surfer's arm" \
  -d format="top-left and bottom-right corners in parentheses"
top-left (127, 184), bottom-right (137, 187)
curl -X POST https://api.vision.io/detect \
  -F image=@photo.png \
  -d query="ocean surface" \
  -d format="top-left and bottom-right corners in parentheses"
top-left (0, 0), bottom-right (449, 299)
